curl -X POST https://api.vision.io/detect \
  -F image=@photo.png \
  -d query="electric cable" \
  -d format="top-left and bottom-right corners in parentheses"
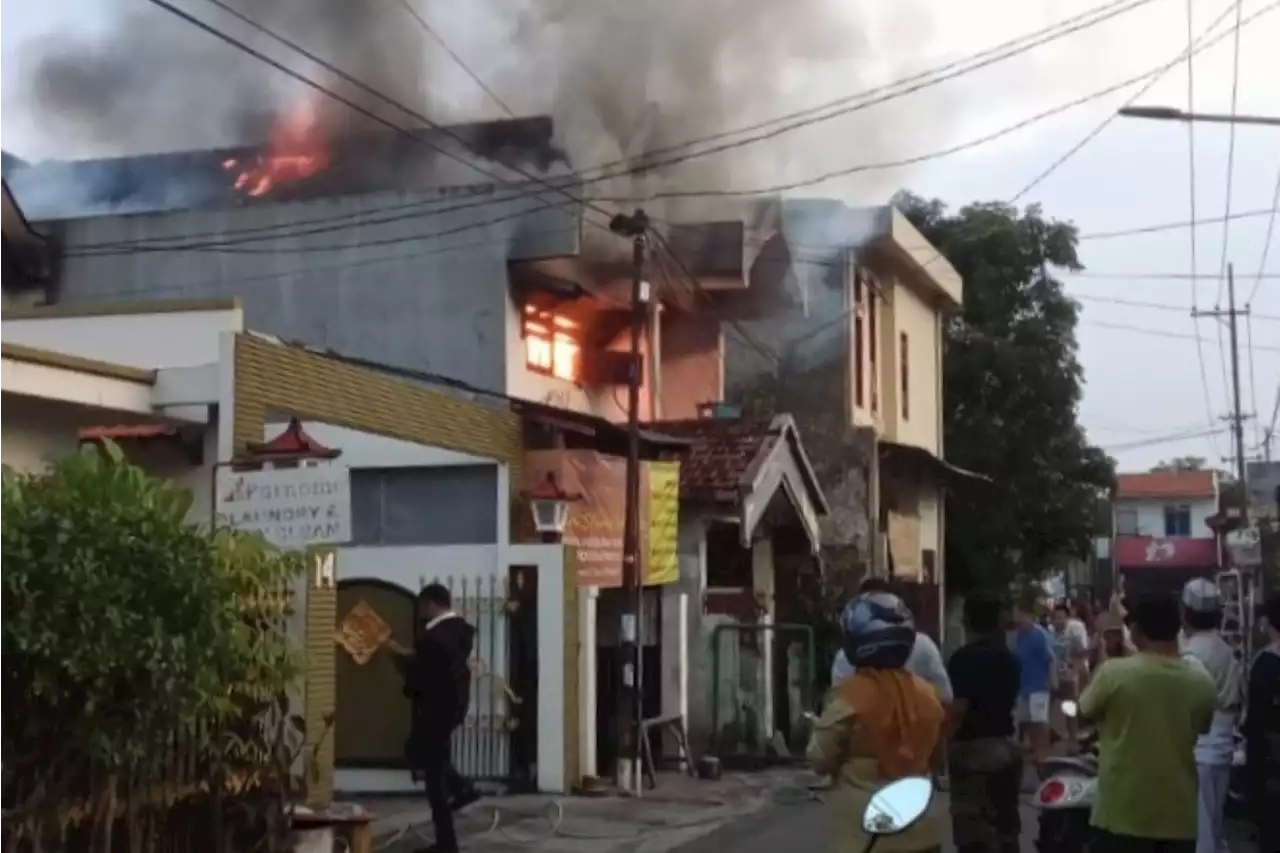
top-left (1009, 0), bottom-right (1240, 202)
top-left (391, 0), bottom-right (515, 117)
top-left (1246, 312), bottom-right (1261, 450)
top-left (1246, 164), bottom-right (1280, 305)
top-left (1087, 318), bottom-right (1280, 351)
top-left (1216, 0), bottom-right (1248, 306)
top-left (67, 0), bottom-right (1277, 263)
top-left (1070, 293), bottom-right (1280, 320)
top-left (1101, 426), bottom-right (1231, 451)
top-left (85, 0), bottom-right (1178, 256)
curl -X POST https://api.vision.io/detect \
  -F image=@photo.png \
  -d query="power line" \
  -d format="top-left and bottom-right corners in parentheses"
top-left (1066, 270), bottom-right (1280, 280)
top-left (74, 0), bottom-right (1161, 258)
top-left (1215, 0), bottom-right (1247, 306)
top-left (392, 0), bottom-right (515, 117)
top-left (1009, 0), bottom-right (1241, 203)
top-left (1087, 317), bottom-right (1280, 351)
top-left (74, 0), bottom-right (1278, 259)
top-left (1075, 206), bottom-right (1278, 241)
top-left (1072, 292), bottom-right (1280, 320)
top-left (69, 0), bottom-right (1164, 255)
top-left (78, 0), bottom-right (1204, 258)
top-left (1246, 164), bottom-right (1280, 305)
top-left (1101, 426), bottom-right (1230, 452)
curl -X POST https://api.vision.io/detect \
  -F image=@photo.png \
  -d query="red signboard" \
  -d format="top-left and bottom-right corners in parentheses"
top-left (1113, 536), bottom-right (1219, 570)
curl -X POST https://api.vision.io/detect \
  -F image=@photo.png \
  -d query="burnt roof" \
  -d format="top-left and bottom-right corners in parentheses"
top-left (5, 115), bottom-right (567, 221)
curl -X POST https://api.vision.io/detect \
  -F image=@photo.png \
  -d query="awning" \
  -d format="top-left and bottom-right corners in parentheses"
top-left (1114, 536), bottom-right (1219, 570)
top-left (879, 440), bottom-right (992, 486)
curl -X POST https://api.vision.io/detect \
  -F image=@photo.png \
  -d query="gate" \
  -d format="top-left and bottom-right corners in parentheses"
top-left (333, 568), bottom-right (537, 788)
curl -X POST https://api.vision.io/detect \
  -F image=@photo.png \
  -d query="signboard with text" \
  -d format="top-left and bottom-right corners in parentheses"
top-left (215, 465), bottom-right (352, 550)
top-left (524, 450), bottom-right (680, 587)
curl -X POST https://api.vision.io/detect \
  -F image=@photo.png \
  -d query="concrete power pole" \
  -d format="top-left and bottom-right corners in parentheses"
top-left (1194, 263), bottom-right (1251, 484)
top-left (609, 208), bottom-right (650, 794)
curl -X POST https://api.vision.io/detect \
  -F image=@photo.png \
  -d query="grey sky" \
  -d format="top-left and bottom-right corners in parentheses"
top-left (3, 0), bottom-right (1277, 473)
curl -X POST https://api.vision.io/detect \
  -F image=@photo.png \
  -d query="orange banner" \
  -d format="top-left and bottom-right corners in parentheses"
top-left (525, 449), bottom-right (625, 586)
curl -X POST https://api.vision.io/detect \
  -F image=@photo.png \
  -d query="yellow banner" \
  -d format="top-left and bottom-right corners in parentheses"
top-left (643, 460), bottom-right (681, 586)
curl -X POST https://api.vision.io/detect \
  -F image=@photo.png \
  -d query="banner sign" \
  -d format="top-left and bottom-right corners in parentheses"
top-left (643, 460), bottom-right (681, 586)
top-left (215, 464), bottom-right (351, 549)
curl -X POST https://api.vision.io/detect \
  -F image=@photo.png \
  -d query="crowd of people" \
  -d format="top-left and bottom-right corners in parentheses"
top-left (809, 577), bottom-right (1280, 853)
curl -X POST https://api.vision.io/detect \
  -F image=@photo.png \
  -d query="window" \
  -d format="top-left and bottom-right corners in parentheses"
top-left (350, 465), bottom-right (498, 545)
top-left (868, 286), bottom-right (879, 413)
top-left (899, 331), bottom-right (910, 421)
top-left (853, 272), bottom-right (865, 409)
top-left (1163, 504), bottom-right (1192, 537)
top-left (1115, 507), bottom-right (1139, 536)
top-left (523, 306), bottom-right (580, 382)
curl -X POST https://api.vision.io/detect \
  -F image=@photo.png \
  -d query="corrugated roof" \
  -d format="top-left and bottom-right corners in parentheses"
top-left (1115, 470), bottom-right (1217, 500)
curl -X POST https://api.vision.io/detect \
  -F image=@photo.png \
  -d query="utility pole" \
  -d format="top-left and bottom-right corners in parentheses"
top-left (1195, 263), bottom-right (1251, 484)
top-left (608, 208), bottom-right (650, 794)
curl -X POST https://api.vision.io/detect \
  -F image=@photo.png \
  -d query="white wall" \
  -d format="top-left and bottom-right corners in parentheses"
top-left (1115, 497), bottom-right (1218, 538)
top-left (3, 307), bottom-right (243, 369)
top-left (0, 395), bottom-right (85, 473)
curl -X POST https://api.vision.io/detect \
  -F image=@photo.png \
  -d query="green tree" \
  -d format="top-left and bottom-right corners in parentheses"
top-left (1150, 456), bottom-right (1207, 472)
top-left (895, 193), bottom-right (1114, 593)
top-left (2, 444), bottom-right (308, 850)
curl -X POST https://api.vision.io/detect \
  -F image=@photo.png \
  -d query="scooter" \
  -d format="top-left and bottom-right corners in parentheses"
top-left (859, 775), bottom-right (934, 852)
top-left (1034, 700), bottom-right (1096, 853)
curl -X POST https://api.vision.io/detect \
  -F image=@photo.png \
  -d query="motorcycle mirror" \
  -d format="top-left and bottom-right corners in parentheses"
top-left (1061, 700), bottom-right (1079, 718)
top-left (860, 776), bottom-right (933, 838)
top-left (803, 711), bottom-right (818, 723)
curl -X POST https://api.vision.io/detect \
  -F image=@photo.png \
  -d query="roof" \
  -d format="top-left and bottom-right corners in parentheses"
top-left (1115, 470), bottom-right (1217, 501)
top-left (3, 297), bottom-right (241, 320)
top-left (6, 117), bottom-right (566, 221)
top-left (510, 399), bottom-right (691, 452)
top-left (0, 341), bottom-right (156, 384)
top-left (645, 414), bottom-right (829, 552)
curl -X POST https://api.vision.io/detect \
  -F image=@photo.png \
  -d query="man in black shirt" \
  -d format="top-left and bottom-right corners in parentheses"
top-left (1245, 592), bottom-right (1280, 853)
top-left (948, 593), bottom-right (1023, 853)
top-left (391, 584), bottom-right (480, 853)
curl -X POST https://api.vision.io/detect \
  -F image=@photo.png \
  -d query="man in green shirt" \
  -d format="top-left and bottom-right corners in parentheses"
top-left (1079, 592), bottom-right (1216, 853)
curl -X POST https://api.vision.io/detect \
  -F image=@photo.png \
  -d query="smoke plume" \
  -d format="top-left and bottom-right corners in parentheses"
top-left (10, 0), bottom-right (428, 157)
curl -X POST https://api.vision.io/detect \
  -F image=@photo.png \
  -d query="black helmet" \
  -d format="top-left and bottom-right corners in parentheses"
top-left (839, 591), bottom-right (915, 669)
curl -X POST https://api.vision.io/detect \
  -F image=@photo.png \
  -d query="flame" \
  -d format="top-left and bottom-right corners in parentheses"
top-left (223, 100), bottom-right (329, 198)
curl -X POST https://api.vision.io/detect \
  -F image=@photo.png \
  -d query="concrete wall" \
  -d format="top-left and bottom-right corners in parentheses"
top-left (881, 278), bottom-right (942, 453)
top-left (3, 304), bottom-right (242, 369)
top-left (1114, 497), bottom-right (1218, 538)
top-left (0, 395), bottom-right (86, 472)
top-left (660, 311), bottom-right (723, 420)
top-left (50, 189), bottom-right (576, 394)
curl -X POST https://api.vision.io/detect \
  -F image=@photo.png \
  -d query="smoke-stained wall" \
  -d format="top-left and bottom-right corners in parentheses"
top-left (49, 187), bottom-right (577, 392)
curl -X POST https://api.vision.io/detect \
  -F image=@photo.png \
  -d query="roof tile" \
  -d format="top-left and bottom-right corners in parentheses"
top-left (646, 418), bottom-right (776, 494)
top-left (1115, 470), bottom-right (1217, 500)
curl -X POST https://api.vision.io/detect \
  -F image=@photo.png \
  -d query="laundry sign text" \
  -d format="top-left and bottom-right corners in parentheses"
top-left (215, 465), bottom-right (352, 549)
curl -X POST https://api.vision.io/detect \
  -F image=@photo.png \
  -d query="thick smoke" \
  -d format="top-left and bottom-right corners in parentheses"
top-left (11, 0), bottom-right (428, 158)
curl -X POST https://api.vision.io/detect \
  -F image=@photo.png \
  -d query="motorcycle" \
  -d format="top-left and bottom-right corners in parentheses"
top-left (1035, 700), bottom-right (1096, 853)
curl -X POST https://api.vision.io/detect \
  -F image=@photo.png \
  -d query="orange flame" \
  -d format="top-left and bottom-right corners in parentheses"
top-left (223, 100), bottom-right (329, 198)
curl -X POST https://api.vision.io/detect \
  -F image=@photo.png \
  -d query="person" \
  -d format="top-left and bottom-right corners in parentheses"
top-left (830, 578), bottom-right (954, 706)
top-left (1177, 578), bottom-right (1243, 853)
top-left (946, 593), bottom-right (1023, 853)
top-left (1050, 601), bottom-right (1090, 747)
top-left (1243, 592), bottom-right (1280, 853)
top-left (1011, 599), bottom-right (1056, 764)
top-left (807, 590), bottom-right (947, 853)
top-left (389, 583), bottom-right (480, 853)
top-left (1079, 592), bottom-right (1217, 853)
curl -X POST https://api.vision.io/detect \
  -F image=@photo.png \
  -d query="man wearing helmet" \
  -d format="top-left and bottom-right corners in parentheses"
top-left (808, 589), bottom-right (947, 853)
top-left (829, 578), bottom-right (953, 706)
top-left (1178, 577), bottom-right (1243, 853)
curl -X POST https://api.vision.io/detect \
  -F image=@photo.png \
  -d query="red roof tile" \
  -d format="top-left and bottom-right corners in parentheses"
top-left (79, 424), bottom-right (177, 440)
top-left (1115, 470), bottom-right (1217, 500)
top-left (645, 418), bottom-right (776, 494)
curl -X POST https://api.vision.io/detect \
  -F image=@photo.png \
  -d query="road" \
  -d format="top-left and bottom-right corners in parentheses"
top-left (671, 794), bottom-right (1261, 853)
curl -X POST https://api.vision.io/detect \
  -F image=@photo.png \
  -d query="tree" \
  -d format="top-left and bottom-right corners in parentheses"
top-left (895, 193), bottom-right (1115, 593)
top-left (1151, 456), bottom-right (1207, 473)
top-left (2, 444), bottom-right (309, 851)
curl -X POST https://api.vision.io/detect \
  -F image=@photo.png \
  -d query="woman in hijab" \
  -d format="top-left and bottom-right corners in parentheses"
top-left (807, 590), bottom-right (946, 853)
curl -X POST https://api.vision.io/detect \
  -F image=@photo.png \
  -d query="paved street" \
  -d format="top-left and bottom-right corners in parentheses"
top-left (670, 793), bottom-right (1262, 853)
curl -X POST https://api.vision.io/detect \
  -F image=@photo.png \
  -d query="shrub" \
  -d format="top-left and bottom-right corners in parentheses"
top-left (2, 443), bottom-right (307, 848)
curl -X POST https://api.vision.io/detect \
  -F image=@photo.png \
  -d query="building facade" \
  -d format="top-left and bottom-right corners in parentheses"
top-left (1112, 469), bottom-right (1221, 591)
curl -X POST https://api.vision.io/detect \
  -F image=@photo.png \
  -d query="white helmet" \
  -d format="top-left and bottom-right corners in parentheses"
top-left (1180, 577), bottom-right (1222, 616)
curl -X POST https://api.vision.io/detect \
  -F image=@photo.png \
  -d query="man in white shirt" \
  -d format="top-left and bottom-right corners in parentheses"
top-left (830, 578), bottom-right (954, 705)
top-left (1179, 578), bottom-right (1243, 853)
